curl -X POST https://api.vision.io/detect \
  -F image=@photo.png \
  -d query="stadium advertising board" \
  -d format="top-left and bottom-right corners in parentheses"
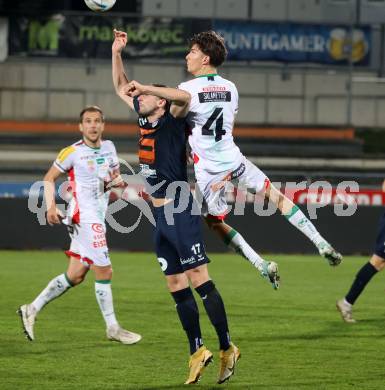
top-left (9, 15), bottom-right (371, 65)
top-left (9, 15), bottom-right (210, 59)
top-left (1, 182), bottom-right (384, 207)
top-left (226, 188), bottom-right (385, 207)
top-left (0, 18), bottom-right (8, 62)
top-left (214, 21), bottom-right (371, 65)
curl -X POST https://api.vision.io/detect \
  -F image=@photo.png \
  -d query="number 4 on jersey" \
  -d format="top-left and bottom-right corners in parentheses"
top-left (202, 108), bottom-right (226, 142)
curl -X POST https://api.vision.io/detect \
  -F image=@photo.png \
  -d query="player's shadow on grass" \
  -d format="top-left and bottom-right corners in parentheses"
top-left (355, 317), bottom-right (385, 325)
top-left (325, 317), bottom-right (385, 332)
top-left (243, 319), bottom-right (385, 342)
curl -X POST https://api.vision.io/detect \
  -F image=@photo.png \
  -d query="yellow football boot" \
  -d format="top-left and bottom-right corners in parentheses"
top-left (217, 343), bottom-right (241, 384)
top-left (184, 345), bottom-right (213, 384)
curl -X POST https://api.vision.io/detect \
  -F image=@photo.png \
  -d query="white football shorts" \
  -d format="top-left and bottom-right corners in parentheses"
top-left (64, 222), bottom-right (111, 267)
top-left (195, 157), bottom-right (269, 218)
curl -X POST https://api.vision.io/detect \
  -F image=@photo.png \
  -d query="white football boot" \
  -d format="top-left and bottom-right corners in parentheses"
top-left (318, 241), bottom-right (343, 266)
top-left (106, 324), bottom-right (142, 345)
top-left (260, 261), bottom-right (280, 290)
top-left (17, 304), bottom-right (37, 341)
top-left (336, 299), bottom-right (356, 323)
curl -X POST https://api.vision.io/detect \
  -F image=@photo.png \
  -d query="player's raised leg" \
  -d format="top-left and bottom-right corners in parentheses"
top-left (17, 257), bottom-right (86, 341)
top-left (266, 182), bottom-right (342, 266)
top-left (198, 171), bottom-right (280, 289)
top-left (205, 216), bottom-right (280, 289)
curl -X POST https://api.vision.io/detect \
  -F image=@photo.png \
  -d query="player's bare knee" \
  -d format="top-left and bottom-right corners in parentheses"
top-left (166, 280), bottom-right (184, 292)
top-left (93, 265), bottom-right (113, 281)
top-left (67, 271), bottom-right (86, 286)
top-left (205, 216), bottom-right (223, 232)
top-left (370, 255), bottom-right (385, 271)
top-left (67, 257), bottom-right (89, 284)
top-left (103, 267), bottom-right (113, 280)
top-left (186, 266), bottom-right (210, 288)
top-left (166, 274), bottom-right (188, 292)
top-left (268, 185), bottom-right (293, 213)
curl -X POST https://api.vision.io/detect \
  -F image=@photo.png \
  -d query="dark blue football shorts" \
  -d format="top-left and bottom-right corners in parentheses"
top-left (153, 195), bottom-right (210, 275)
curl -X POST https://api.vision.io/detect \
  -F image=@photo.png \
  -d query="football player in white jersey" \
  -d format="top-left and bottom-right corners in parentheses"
top-left (18, 106), bottom-right (141, 345)
top-left (111, 28), bottom-right (280, 289)
top-left (177, 31), bottom-right (342, 271)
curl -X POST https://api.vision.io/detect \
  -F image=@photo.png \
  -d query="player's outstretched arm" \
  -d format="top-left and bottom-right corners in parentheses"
top-left (122, 81), bottom-right (191, 118)
top-left (43, 165), bottom-right (63, 226)
top-left (112, 29), bottom-right (134, 110)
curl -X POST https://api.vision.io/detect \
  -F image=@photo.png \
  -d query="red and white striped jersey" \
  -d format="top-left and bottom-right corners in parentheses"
top-left (54, 139), bottom-right (119, 224)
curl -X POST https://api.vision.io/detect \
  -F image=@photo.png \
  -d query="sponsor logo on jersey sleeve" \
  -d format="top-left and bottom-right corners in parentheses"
top-left (57, 146), bottom-right (76, 163)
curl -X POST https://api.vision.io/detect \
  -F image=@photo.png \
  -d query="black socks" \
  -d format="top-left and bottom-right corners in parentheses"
top-left (345, 262), bottom-right (378, 305)
top-left (195, 280), bottom-right (231, 351)
top-left (171, 287), bottom-right (203, 354)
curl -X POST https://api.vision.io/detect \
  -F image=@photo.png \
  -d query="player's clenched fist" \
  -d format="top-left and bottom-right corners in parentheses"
top-left (120, 80), bottom-right (147, 97)
top-left (112, 29), bottom-right (127, 53)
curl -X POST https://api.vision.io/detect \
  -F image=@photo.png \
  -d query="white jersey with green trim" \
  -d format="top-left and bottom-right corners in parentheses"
top-left (53, 139), bottom-right (119, 224)
top-left (178, 74), bottom-right (243, 172)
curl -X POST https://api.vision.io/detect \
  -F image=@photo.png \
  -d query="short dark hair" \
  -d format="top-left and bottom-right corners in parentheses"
top-left (152, 84), bottom-right (171, 112)
top-left (79, 106), bottom-right (105, 123)
top-left (189, 30), bottom-right (227, 67)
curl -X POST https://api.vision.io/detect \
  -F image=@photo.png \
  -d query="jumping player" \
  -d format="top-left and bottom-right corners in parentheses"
top-left (112, 31), bottom-right (240, 385)
top-left (112, 29), bottom-right (280, 290)
top-left (178, 31), bottom-right (343, 268)
top-left (17, 106), bottom-right (141, 345)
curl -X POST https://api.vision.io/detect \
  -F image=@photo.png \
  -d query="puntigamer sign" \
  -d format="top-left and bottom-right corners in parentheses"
top-left (214, 20), bottom-right (371, 65)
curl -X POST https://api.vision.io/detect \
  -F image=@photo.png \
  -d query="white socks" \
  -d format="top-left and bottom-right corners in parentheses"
top-left (226, 229), bottom-right (265, 269)
top-left (95, 281), bottom-right (118, 328)
top-left (285, 205), bottom-right (324, 247)
top-left (30, 276), bottom-right (119, 329)
top-left (31, 273), bottom-right (72, 312)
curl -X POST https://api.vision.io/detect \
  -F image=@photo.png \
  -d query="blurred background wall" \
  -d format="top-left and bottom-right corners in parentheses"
top-left (1, 0), bottom-right (385, 253)
top-left (0, 0), bottom-right (385, 126)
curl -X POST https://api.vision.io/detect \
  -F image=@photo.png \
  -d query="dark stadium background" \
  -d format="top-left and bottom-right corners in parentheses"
top-left (1, 1), bottom-right (385, 254)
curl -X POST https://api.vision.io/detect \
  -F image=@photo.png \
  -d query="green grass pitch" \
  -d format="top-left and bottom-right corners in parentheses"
top-left (1, 250), bottom-right (385, 389)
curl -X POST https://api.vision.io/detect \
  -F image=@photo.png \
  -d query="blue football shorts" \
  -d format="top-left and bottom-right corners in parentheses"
top-left (153, 194), bottom-right (210, 275)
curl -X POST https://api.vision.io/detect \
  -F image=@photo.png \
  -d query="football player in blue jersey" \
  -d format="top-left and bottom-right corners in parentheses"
top-left (112, 30), bottom-right (240, 385)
